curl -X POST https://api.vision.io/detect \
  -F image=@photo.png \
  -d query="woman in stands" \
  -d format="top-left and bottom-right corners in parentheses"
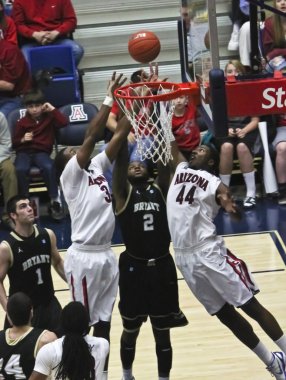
top-left (262, 0), bottom-right (286, 65)
top-left (214, 60), bottom-right (260, 209)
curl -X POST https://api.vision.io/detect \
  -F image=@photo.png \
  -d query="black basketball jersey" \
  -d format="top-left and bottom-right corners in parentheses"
top-left (4, 226), bottom-right (55, 307)
top-left (117, 183), bottom-right (171, 259)
top-left (0, 328), bottom-right (44, 379)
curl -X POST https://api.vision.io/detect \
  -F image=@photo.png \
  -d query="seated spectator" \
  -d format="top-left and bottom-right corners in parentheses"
top-left (272, 113), bottom-right (286, 206)
top-left (214, 60), bottom-right (260, 209)
top-left (11, 0), bottom-right (84, 66)
top-left (262, 0), bottom-right (286, 65)
top-left (172, 95), bottom-right (201, 160)
top-left (0, 39), bottom-right (31, 120)
top-left (0, 0), bottom-right (17, 44)
top-left (11, 89), bottom-right (68, 220)
top-left (0, 111), bottom-right (17, 230)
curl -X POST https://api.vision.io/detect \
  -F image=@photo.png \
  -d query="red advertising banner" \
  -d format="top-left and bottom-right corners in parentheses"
top-left (225, 73), bottom-right (286, 117)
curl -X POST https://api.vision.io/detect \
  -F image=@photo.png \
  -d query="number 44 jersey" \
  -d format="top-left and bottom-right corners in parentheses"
top-left (3, 226), bottom-right (55, 307)
top-left (167, 162), bottom-right (221, 250)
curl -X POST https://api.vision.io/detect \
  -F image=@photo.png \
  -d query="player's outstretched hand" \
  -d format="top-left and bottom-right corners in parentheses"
top-left (107, 72), bottom-right (127, 99)
top-left (217, 184), bottom-right (242, 221)
top-left (146, 62), bottom-right (168, 82)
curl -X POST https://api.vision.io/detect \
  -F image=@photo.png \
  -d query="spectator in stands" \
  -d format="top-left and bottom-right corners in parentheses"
top-left (215, 60), bottom-right (260, 209)
top-left (0, 0), bottom-right (17, 44)
top-left (0, 39), bottom-right (31, 120)
top-left (272, 113), bottom-right (286, 205)
top-left (180, 0), bottom-right (209, 76)
top-left (11, 0), bottom-right (84, 66)
top-left (172, 95), bottom-right (201, 160)
top-left (228, 0), bottom-right (249, 51)
top-left (262, 0), bottom-right (286, 68)
top-left (0, 112), bottom-right (17, 230)
top-left (11, 89), bottom-right (68, 220)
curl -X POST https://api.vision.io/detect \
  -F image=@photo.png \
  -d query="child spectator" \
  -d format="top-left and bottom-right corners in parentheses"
top-left (0, 0), bottom-right (17, 44)
top-left (11, 0), bottom-right (84, 66)
top-left (215, 60), bottom-right (260, 208)
top-left (172, 95), bottom-right (201, 160)
top-left (12, 89), bottom-right (68, 220)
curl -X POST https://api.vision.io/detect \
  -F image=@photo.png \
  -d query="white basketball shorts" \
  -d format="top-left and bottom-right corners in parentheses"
top-left (174, 239), bottom-right (259, 315)
top-left (64, 243), bottom-right (119, 325)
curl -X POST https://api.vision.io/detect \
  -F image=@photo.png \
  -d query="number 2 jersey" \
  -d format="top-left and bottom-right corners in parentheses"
top-left (0, 327), bottom-right (45, 379)
top-left (167, 162), bottom-right (221, 250)
top-left (2, 226), bottom-right (54, 307)
top-left (116, 183), bottom-right (170, 259)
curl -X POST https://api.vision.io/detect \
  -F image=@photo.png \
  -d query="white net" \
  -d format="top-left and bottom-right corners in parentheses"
top-left (115, 83), bottom-right (177, 165)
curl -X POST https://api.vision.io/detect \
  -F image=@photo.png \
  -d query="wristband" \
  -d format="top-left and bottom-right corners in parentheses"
top-left (103, 96), bottom-right (113, 107)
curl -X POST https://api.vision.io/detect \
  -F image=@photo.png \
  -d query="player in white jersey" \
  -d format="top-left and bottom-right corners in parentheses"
top-left (30, 301), bottom-right (109, 380)
top-left (166, 141), bottom-right (286, 379)
top-left (54, 72), bottom-right (132, 379)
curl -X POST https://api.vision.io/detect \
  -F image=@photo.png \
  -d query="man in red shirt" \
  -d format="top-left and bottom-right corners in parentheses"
top-left (12, 0), bottom-right (83, 65)
top-left (0, 39), bottom-right (31, 120)
top-left (172, 95), bottom-right (201, 160)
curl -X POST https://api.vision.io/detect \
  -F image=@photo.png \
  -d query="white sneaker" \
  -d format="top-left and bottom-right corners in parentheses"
top-left (266, 352), bottom-right (286, 380)
top-left (228, 31), bottom-right (239, 51)
top-left (243, 196), bottom-right (256, 209)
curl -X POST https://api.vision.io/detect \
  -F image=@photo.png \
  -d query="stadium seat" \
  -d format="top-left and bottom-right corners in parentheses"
top-left (56, 103), bottom-right (99, 147)
top-left (7, 108), bottom-right (50, 193)
top-left (25, 45), bottom-right (81, 108)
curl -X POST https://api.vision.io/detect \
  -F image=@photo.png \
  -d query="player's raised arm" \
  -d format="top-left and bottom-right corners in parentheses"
top-left (76, 72), bottom-right (127, 169)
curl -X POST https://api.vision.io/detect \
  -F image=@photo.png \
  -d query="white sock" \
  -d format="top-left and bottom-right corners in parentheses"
top-left (220, 174), bottom-right (231, 187)
top-left (252, 341), bottom-right (273, 366)
top-left (243, 171), bottom-right (256, 197)
top-left (233, 22), bottom-right (240, 34)
top-left (275, 334), bottom-right (286, 354)
top-left (122, 368), bottom-right (133, 380)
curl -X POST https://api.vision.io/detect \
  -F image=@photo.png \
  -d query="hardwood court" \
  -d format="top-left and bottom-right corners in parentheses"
top-left (0, 231), bottom-right (285, 380)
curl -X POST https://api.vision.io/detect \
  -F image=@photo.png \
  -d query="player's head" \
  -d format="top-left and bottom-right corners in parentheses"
top-left (7, 292), bottom-right (33, 327)
top-left (127, 159), bottom-right (150, 185)
top-left (130, 69), bottom-right (148, 84)
top-left (7, 195), bottom-right (34, 225)
top-left (55, 302), bottom-right (95, 380)
top-left (54, 147), bottom-right (77, 179)
top-left (188, 144), bottom-right (219, 174)
top-left (60, 301), bottom-right (90, 336)
top-left (224, 60), bottom-right (245, 77)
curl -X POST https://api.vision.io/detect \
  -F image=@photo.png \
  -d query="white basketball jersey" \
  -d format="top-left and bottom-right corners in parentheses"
top-left (61, 152), bottom-right (115, 246)
top-left (167, 162), bottom-right (221, 250)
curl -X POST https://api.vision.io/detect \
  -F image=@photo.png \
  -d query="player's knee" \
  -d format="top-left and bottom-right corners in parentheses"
top-left (215, 302), bottom-right (238, 326)
top-left (92, 320), bottom-right (111, 341)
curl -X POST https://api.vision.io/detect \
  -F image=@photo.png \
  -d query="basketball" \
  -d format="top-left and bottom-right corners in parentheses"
top-left (128, 30), bottom-right (161, 64)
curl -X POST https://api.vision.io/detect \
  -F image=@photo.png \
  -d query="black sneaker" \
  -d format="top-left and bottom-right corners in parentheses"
top-left (48, 201), bottom-right (64, 220)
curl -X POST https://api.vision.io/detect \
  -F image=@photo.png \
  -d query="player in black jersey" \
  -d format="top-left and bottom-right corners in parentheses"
top-left (0, 195), bottom-right (66, 332)
top-left (0, 292), bottom-right (56, 379)
top-left (113, 143), bottom-right (188, 380)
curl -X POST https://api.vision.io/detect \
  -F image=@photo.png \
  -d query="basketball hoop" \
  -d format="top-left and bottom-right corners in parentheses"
top-left (114, 81), bottom-right (199, 165)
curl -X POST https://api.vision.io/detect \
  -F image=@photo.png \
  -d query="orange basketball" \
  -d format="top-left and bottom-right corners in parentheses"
top-left (128, 30), bottom-right (161, 64)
